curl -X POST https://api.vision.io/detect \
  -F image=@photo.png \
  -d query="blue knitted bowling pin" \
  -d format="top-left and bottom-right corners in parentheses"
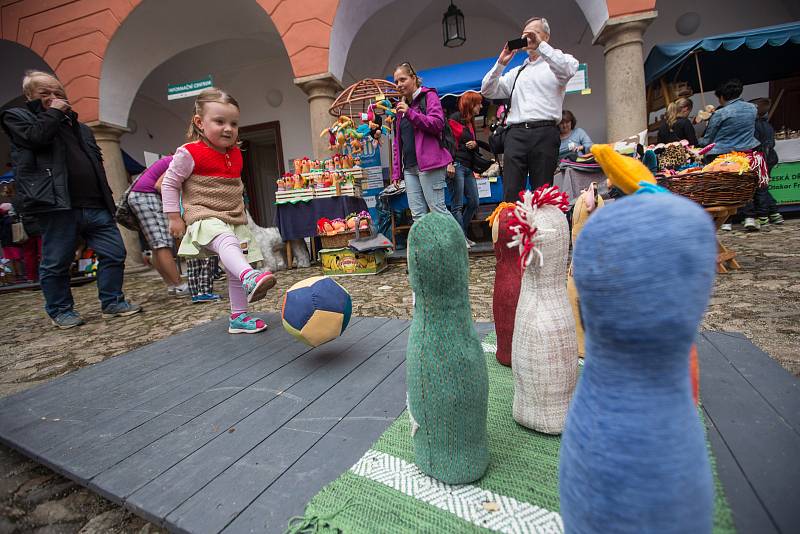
top-left (559, 193), bottom-right (716, 533)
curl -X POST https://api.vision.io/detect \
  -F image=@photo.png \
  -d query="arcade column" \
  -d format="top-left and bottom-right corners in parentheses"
top-left (295, 73), bottom-right (343, 159)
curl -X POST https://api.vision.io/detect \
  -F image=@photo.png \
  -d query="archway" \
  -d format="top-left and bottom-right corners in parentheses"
top-left (0, 40), bottom-right (52, 171)
top-left (99, 0), bottom-right (312, 228)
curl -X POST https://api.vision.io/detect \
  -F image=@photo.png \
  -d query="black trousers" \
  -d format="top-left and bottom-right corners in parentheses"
top-left (742, 186), bottom-right (778, 218)
top-left (502, 124), bottom-right (560, 202)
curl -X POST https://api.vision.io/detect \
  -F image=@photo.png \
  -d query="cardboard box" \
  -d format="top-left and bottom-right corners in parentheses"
top-left (319, 247), bottom-right (388, 276)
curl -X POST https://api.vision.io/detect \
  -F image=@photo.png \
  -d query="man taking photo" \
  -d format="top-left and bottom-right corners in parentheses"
top-left (1, 70), bottom-right (141, 328)
top-left (481, 17), bottom-right (579, 201)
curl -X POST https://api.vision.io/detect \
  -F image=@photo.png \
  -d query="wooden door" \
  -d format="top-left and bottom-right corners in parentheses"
top-left (239, 121), bottom-right (285, 227)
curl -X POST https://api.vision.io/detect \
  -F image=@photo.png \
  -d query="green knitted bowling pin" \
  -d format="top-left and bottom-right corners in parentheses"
top-left (406, 213), bottom-right (489, 484)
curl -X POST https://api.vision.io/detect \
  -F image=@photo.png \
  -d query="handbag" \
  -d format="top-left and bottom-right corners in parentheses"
top-left (348, 217), bottom-right (392, 253)
top-left (472, 151), bottom-right (494, 174)
top-left (11, 221), bottom-right (28, 243)
top-left (115, 177), bottom-right (141, 231)
top-left (488, 64), bottom-right (528, 155)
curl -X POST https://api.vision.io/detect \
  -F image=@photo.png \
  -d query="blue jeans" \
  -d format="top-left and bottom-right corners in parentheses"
top-left (446, 162), bottom-right (480, 234)
top-left (404, 165), bottom-right (448, 222)
top-left (38, 208), bottom-right (127, 318)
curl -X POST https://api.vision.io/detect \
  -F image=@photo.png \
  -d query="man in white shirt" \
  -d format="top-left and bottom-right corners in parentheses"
top-left (482, 17), bottom-right (579, 201)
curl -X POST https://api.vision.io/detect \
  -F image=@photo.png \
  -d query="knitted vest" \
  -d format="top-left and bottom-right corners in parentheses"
top-left (406, 212), bottom-right (489, 484)
top-left (492, 207), bottom-right (522, 367)
top-left (182, 142), bottom-right (246, 226)
top-left (511, 204), bottom-right (577, 434)
top-left (559, 194), bottom-right (716, 533)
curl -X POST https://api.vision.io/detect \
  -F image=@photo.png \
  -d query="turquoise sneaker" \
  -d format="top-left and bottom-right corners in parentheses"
top-left (241, 269), bottom-right (276, 304)
top-left (228, 313), bottom-right (268, 334)
top-left (191, 293), bottom-right (222, 304)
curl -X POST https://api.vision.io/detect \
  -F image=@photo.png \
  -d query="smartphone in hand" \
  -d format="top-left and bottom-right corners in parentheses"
top-left (506, 37), bottom-right (527, 51)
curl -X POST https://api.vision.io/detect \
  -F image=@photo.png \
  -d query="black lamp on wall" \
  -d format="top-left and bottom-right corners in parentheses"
top-left (442, 1), bottom-right (466, 48)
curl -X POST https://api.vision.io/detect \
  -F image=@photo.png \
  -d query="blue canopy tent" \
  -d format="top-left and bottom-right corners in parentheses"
top-left (644, 22), bottom-right (800, 95)
top-left (414, 54), bottom-right (526, 98)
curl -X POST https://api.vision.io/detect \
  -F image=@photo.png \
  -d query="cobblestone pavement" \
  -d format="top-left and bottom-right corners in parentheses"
top-left (1, 218), bottom-right (798, 532)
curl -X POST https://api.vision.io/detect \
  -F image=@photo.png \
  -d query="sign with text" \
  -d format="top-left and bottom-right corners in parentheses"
top-left (566, 64), bottom-right (590, 95)
top-left (168, 76), bottom-right (213, 100)
top-left (769, 161), bottom-right (800, 204)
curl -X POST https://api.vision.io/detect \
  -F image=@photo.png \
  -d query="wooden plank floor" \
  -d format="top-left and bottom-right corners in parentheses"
top-left (0, 320), bottom-right (797, 534)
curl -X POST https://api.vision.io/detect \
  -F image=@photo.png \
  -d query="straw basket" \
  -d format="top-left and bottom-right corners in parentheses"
top-left (656, 171), bottom-right (758, 207)
top-left (320, 231), bottom-right (356, 249)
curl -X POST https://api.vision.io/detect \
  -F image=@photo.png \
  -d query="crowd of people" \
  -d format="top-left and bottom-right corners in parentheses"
top-left (0, 13), bottom-right (787, 330)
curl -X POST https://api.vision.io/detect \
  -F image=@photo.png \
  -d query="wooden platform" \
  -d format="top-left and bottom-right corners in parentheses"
top-left (0, 319), bottom-right (797, 534)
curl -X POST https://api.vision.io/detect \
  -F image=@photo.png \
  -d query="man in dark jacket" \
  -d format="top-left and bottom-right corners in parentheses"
top-left (1, 70), bottom-right (141, 328)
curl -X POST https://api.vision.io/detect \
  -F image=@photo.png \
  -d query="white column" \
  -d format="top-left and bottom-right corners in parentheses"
top-left (594, 11), bottom-right (657, 143)
top-left (89, 123), bottom-right (145, 269)
top-left (295, 73), bottom-right (343, 159)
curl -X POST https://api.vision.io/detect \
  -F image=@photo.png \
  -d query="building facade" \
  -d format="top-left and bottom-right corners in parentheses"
top-left (1, 0), bottom-right (797, 263)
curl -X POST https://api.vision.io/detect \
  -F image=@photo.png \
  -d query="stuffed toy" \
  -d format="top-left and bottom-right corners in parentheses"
top-left (488, 202), bottom-right (521, 367)
top-left (508, 185), bottom-right (577, 434)
top-left (406, 212), bottom-right (489, 484)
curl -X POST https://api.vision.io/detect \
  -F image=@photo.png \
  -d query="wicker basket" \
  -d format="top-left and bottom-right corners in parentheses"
top-left (319, 231), bottom-right (356, 249)
top-left (656, 171), bottom-right (758, 207)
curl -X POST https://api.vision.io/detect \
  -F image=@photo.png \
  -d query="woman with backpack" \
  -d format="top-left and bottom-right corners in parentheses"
top-left (447, 91), bottom-right (490, 247)
top-left (392, 62), bottom-right (453, 223)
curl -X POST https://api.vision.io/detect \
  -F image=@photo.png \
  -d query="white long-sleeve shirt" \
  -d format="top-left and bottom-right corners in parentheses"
top-left (481, 41), bottom-right (579, 125)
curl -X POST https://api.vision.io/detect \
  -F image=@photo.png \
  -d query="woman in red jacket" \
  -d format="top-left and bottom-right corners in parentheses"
top-left (447, 91), bottom-right (488, 246)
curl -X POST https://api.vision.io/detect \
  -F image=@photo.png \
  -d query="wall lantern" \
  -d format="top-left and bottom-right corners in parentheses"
top-left (442, 1), bottom-right (466, 48)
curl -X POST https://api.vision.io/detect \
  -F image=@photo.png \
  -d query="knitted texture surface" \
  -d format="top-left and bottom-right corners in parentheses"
top-left (182, 142), bottom-right (246, 226)
top-left (492, 208), bottom-right (522, 367)
top-left (511, 204), bottom-right (578, 434)
top-left (560, 193), bottom-right (718, 533)
top-left (406, 213), bottom-right (489, 484)
top-left (290, 331), bottom-right (736, 534)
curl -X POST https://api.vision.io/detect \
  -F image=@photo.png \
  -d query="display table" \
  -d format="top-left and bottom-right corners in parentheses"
top-left (275, 196), bottom-right (368, 268)
top-left (769, 138), bottom-right (800, 208)
top-left (387, 177), bottom-right (503, 248)
top-left (553, 165), bottom-right (609, 205)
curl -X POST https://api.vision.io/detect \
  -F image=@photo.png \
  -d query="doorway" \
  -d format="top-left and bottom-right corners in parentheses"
top-left (770, 76), bottom-right (800, 131)
top-left (240, 121), bottom-right (285, 227)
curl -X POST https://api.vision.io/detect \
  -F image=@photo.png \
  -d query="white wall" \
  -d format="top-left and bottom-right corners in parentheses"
top-left (121, 39), bottom-right (312, 171)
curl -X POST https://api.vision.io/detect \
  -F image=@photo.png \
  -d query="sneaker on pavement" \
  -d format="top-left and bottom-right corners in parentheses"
top-left (192, 293), bottom-right (222, 304)
top-left (228, 313), bottom-right (268, 334)
top-left (168, 283), bottom-right (191, 298)
top-left (241, 269), bottom-right (276, 304)
top-left (720, 223), bottom-right (732, 231)
top-left (743, 217), bottom-right (760, 232)
top-left (51, 310), bottom-right (84, 329)
top-left (757, 216), bottom-right (769, 227)
top-left (102, 300), bottom-right (143, 318)
top-left (466, 237), bottom-right (476, 248)
top-left (769, 213), bottom-right (785, 225)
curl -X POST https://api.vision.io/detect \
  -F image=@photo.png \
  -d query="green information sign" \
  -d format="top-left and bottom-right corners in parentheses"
top-left (167, 76), bottom-right (213, 100)
top-left (768, 161), bottom-right (800, 205)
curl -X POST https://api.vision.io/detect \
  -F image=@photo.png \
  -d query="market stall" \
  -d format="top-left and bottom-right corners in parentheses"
top-left (645, 21), bottom-right (800, 211)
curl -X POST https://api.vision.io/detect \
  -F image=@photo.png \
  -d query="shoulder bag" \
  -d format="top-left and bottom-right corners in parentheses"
top-left (488, 64), bottom-right (528, 155)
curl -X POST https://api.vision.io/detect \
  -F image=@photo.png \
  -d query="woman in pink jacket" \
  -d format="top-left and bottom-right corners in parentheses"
top-left (392, 62), bottom-right (453, 223)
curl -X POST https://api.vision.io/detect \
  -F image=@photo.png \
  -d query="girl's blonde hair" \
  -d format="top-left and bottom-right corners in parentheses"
top-left (665, 97), bottom-right (692, 128)
top-left (186, 87), bottom-right (240, 142)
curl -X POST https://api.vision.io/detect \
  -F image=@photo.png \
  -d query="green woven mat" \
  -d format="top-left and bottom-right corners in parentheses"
top-left (290, 331), bottom-right (736, 534)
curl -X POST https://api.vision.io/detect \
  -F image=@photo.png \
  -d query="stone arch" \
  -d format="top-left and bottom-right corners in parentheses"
top-left (328, 0), bottom-right (656, 82)
top-left (98, 0), bottom-right (293, 128)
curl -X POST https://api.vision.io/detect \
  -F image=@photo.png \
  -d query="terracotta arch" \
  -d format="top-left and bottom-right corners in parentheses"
top-left (0, 0), bottom-right (339, 124)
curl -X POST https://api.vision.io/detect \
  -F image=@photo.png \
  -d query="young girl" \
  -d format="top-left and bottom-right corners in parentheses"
top-left (162, 88), bottom-right (275, 334)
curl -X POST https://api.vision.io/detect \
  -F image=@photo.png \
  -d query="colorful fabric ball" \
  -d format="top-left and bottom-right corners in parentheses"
top-left (281, 276), bottom-right (352, 347)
